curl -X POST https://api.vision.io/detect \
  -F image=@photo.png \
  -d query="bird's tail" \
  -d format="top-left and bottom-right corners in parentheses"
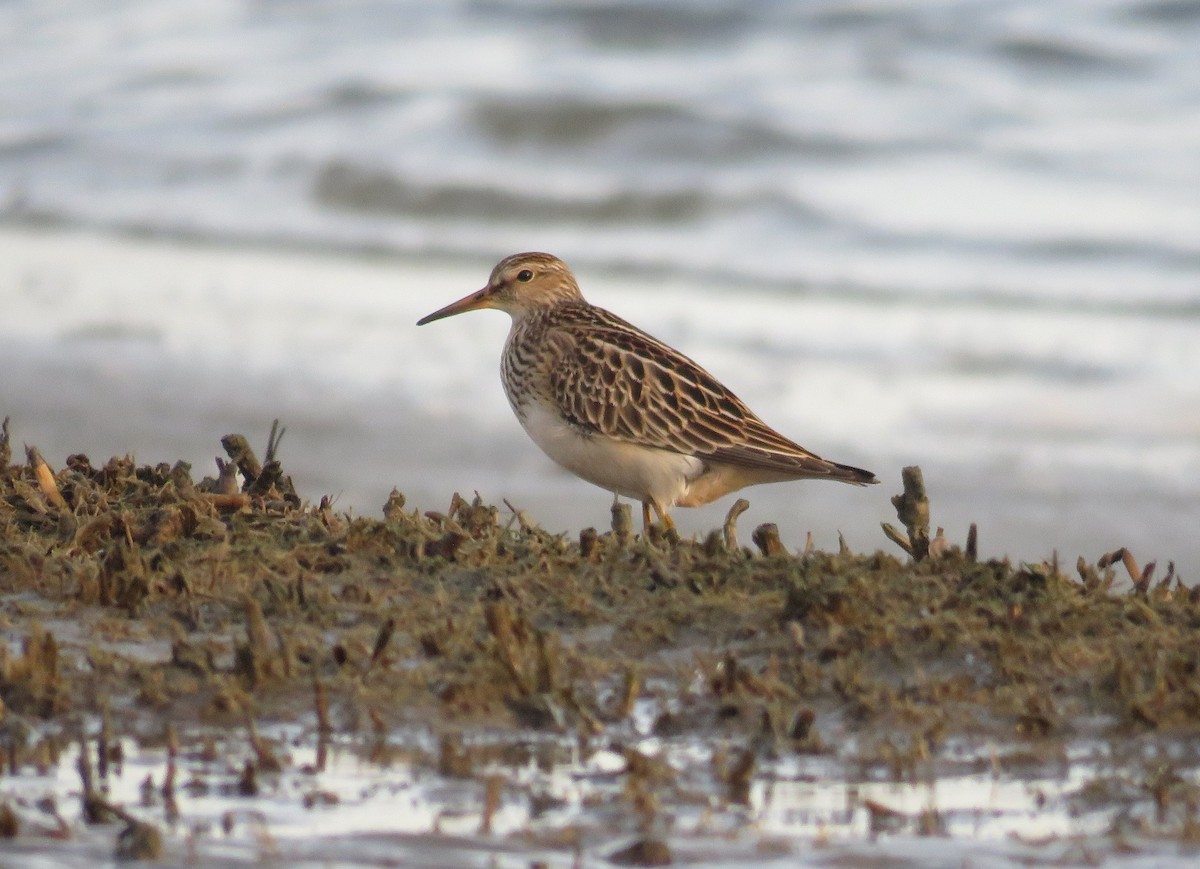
top-left (830, 461), bottom-right (879, 486)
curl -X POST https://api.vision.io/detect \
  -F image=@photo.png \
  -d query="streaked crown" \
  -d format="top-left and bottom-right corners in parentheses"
top-left (485, 252), bottom-right (584, 316)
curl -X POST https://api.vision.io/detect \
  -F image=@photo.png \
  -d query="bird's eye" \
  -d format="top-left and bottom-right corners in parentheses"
top-left (516, 269), bottom-right (534, 282)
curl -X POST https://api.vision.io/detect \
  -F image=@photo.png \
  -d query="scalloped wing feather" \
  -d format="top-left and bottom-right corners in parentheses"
top-left (545, 306), bottom-right (874, 483)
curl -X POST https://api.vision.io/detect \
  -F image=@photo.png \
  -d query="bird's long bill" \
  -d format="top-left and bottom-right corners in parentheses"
top-left (416, 287), bottom-right (493, 325)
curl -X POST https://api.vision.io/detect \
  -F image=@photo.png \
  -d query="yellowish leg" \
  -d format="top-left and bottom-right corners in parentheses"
top-left (639, 500), bottom-right (677, 532)
top-left (650, 501), bottom-right (676, 531)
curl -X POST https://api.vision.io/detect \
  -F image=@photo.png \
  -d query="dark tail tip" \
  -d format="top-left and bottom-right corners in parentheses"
top-left (836, 463), bottom-right (879, 486)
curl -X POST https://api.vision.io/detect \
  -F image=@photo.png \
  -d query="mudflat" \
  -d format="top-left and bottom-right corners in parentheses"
top-left (0, 419), bottom-right (1196, 867)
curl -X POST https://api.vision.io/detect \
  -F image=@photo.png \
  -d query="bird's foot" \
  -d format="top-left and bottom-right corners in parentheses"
top-left (641, 500), bottom-right (676, 534)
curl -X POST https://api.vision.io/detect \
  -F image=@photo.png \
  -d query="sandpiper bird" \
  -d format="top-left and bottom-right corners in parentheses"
top-left (417, 252), bottom-right (878, 530)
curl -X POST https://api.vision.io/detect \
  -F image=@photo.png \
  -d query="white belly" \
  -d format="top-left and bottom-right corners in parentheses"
top-left (516, 400), bottom-right (703, 508)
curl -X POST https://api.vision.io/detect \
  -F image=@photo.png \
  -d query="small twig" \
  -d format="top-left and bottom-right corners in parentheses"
top-left (503, 498), bottom-right (535, 533)
top-left (247, 460), bottom-right (283, 496)
top-left (928, 526), bottom-right (948, 559)
top-left (220, 434), bottom-right (262, 486)
top-left (314, 678), bottom-right (332, 735)
top-left (1099, 548), bottom-right (1144, 585)
top-left (722, 499), bottom-right (750, 550)
top-left (880, 522), bottom-right (913, 555)
top-left (264, 418), bottom-right (286, 465)
top-left (1122, 549), bottom-right (1142, 585)
top-left (614, 666), bottom-right (639, 721)
top-left (480, 774), bottom-right (503, 836)
top-left (484, 601), bottom-right (532, 697)
top-left (887, 466), bottom-right (930, 561)
top-left (610, 501), bottom-right (633, 543)
top-left (213, 457), bottom-right (241, 495)
top-left (0, 416), bottom-right (11, 467)
top-left (752, 523), bottom-right (785, 556)
top-left (1134, 561), bottom-right (1157, 594)
top-left (27, 446), bottom-right (68, 511)
top-left (245, 714), bottom-right (281, 773)
top-left (367, 616), bottom-right (396, 672)
top-left (77, 727), bottom-right (115, 825)
top-left (579, 527), bottom-right (599, 558)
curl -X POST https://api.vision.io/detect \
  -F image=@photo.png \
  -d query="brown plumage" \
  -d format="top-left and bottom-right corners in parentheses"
top-left (418, 252), bottom-right (877, 529)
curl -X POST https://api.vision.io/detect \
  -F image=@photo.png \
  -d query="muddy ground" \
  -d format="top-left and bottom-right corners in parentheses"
top-left (0, 418), bottom-right (1198, 866)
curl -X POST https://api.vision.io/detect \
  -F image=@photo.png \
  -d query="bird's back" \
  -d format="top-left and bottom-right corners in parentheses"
top-left (503, 301), bottom-right (876, 486)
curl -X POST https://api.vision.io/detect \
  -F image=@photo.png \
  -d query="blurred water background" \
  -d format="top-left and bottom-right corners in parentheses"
top-left (1, 0), bottom-right (1197, 567)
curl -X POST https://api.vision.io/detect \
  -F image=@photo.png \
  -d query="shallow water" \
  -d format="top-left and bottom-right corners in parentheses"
top-left (0, 0), bottom-right (1197, 566)
top-left (1, 227), bottom-right (1195, 569)
top-left (2, 435), bottom-right (1199, 867)
top-left (3, 710), bottom-right (1199, 867)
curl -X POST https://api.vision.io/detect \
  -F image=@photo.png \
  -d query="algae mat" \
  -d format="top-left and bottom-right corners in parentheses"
top-left (0, 419), bottom-right (1198, 867)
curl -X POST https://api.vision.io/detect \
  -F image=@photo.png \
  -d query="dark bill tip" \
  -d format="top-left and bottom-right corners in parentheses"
top-left (416, 287), bottom-right (490, 326)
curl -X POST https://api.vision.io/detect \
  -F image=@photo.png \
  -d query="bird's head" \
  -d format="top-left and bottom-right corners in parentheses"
top-left (417, 252), bottom-right (583, 326)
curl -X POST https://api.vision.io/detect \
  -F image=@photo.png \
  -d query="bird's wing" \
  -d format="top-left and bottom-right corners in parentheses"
top-left (546, 306), bottom-right (869, 481)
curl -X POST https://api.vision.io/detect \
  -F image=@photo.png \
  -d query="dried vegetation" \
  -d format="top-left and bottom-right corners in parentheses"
top-left (0, 415), bottom-right (1198, 859)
